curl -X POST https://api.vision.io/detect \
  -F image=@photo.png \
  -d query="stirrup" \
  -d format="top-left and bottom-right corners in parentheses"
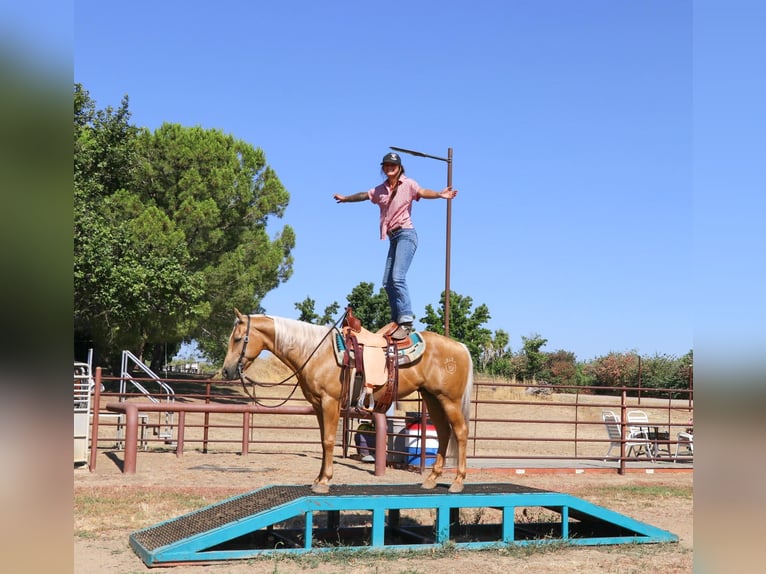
top-left (356, 386), bottom-right (374, 412)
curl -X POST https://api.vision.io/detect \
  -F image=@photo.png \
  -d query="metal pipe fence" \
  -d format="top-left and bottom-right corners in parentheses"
top-left (88, 368), bottom-right (693, 475)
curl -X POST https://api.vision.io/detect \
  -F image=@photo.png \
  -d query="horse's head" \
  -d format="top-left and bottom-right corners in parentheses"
top-left (220, 309), bottom-right (273, 380)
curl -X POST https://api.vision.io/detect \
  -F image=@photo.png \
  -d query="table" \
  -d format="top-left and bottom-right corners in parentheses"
top-left (647, 426), bottom-right (671, 459)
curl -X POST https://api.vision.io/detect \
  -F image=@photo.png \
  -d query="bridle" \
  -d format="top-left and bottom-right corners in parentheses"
top-left (235, 311), bottom-right (347, 406)
top-left (234, 313), bottom-right (253, 382)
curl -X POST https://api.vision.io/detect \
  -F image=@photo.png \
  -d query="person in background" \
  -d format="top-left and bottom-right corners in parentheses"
top-left (334, 152), bottom-right (458, 338)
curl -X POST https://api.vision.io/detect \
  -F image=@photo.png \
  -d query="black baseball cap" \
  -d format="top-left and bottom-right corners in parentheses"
top-left (380, 152), bottom-right (401, 165)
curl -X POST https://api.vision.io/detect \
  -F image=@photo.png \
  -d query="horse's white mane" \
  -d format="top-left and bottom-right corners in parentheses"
top-left (271, 316), bottom-right (332, 357)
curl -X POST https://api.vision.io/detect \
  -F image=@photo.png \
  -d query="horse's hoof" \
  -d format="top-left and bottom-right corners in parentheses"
top-left (311, 483), bottom-right (330, 494)
top-left (448, 482), bottom-right (464, 494)
top-left (421, 480), bottom-right (437, 490)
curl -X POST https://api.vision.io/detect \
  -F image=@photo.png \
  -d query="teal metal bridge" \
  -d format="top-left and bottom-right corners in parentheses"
top-left (130, 483), bottom-right (677, 567)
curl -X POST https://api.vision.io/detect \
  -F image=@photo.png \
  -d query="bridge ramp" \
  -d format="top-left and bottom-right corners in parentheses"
top-left (130, 482), bottom-right (677, 567)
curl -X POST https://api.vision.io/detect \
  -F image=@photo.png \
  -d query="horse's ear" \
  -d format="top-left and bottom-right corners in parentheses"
top-left (234, 308), bottom-right (244, 322)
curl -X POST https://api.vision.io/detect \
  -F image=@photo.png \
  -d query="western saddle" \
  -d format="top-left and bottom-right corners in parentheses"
top-left (339, 307), bottom-right (418, 415)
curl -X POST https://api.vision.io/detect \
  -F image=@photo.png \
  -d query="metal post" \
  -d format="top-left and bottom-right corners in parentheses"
top-left (242, 412), bottom-right (251, 455)
top-left (123, 404), bottom-right (138, 474)
top-left (389, 145), bottom-right (454, 336)
top-left (444, 147), bottom-right (453, 337)
top-left (688, 363), bottom-right (693, 410)
top-left (176, 411), bottom-right (185, 458)
top-left (88, 367), bottom-right (103, 472)
top-left (373, 411), bottom-right (387, 476)
top-left (203, 380), bottom-right (211, 453)
top-left (619, 390), bottom-right (627, 475)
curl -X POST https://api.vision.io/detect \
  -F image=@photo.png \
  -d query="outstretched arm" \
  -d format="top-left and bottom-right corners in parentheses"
top-left (334, 192), bottom-right (370, 203)
top-left (418, 186), bottom-right (458, 200)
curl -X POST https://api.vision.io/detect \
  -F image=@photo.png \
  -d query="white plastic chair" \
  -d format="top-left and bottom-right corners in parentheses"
top-left (602, 410), bottom-right (652, 459)
top-left (625, 410), bottom-right (654, 458)
top-left (674, 431), bottom-right (693, 460)
top-left (602, 410), bottom-right (622, 458)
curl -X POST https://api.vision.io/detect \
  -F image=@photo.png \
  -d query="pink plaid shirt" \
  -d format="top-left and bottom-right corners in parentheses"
top-left (368, 175), bottom-right (421, 240)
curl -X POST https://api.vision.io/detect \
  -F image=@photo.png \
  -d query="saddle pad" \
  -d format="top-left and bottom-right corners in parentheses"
top-left (333, 329), bottom-right (426, 376)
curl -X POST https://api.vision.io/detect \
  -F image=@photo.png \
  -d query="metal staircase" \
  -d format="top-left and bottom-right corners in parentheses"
top-left (120, 350), bottom-right (175, 441)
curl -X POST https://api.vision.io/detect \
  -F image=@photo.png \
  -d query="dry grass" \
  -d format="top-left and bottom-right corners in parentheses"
top-left (74, 472), bottom-right (693, 574)
top-left (74, 486), bottom-right (243, 537)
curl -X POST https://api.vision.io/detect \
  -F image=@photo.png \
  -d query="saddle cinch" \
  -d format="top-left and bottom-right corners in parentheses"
top-left (333, 307), bottom-right (426, 413)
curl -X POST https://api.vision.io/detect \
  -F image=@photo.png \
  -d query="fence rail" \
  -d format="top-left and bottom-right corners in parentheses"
top-left (87, 368), bottom-right (693, 475)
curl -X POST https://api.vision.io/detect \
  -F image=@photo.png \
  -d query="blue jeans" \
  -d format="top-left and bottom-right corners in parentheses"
top-left (382, 228), bottom-right (418, 324)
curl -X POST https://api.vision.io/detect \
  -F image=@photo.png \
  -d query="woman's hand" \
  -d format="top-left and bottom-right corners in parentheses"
top-left (440, 187), bottom-right (458, 199)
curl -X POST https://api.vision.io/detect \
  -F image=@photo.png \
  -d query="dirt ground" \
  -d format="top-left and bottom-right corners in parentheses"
top-left (75, 447), bottom-right (692, 573)
top-left (75, 362), bottom-right (692, 572)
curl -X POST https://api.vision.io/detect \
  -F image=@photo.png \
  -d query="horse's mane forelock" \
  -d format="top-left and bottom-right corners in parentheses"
top-left (272, 316), bottom-right (332, 357)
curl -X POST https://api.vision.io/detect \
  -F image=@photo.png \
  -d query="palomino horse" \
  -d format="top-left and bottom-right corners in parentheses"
top-left (221, 309), bottom-right (474, 494)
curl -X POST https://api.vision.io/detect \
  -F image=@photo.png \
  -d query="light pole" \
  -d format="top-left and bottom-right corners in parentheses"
top-left (389, 146), bottom-right (453, 337)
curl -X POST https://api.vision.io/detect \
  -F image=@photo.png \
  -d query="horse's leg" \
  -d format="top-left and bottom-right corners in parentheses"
top-left (445, 401), bottom-right (468, 493)
top-left (420, 392), bottom-right (468, 493)
top-left (418, 391), bottom-right (448, 490)
top-left (311, 395), bottom-right (340, 494)
top-left (309, 404), bottom-right (328, 491)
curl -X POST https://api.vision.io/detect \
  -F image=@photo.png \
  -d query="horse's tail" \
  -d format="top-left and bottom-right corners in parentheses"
top-left (460, 343), bottom-right (474, 426)
top-left (447, 343), bottom-right (474, 461)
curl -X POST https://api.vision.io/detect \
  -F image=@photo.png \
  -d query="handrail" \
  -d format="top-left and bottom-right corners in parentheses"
top-left (120, 350), bottom-right (175, 400)
top-left (120, 350), bottom-right (176, 438)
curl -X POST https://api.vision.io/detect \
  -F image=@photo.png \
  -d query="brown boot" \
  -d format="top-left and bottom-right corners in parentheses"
top-left (390, 322), bottom-right (413, 340)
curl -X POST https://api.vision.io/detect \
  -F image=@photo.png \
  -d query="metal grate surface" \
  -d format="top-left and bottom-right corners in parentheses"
top-left (132, 483), bottom-right (551, 551)
top-left (133, 485), bottom-right (308, 551)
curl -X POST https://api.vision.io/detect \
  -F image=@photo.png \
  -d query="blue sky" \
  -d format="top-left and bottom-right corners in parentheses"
top-left (72, 1), bottom-right (699, 362)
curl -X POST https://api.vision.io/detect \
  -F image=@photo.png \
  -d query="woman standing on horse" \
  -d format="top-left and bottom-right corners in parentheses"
top-left (334, 152), bottom-right (458, 339)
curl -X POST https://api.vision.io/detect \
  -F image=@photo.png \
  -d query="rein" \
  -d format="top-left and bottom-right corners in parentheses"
top-left (237, 311), bottom-right (347, 406)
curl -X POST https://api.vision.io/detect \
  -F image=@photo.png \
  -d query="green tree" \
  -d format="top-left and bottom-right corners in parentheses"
top-left (639, 353), bottom-right (677, 391)
top-left (74, 85), bottom-right (295, 371)
top-left (676, 350), bottom-right (694, 392)
top-left (295, 297), bottom-right (340, 325)
top-left (520, 333), bottom-right (548, 381)
top-left (133, 122), bottom-right (295, 365)
top-left (483, 330), bottom-right (525, 379)
top-left (421, 290), bottom-right (492, 364)
top-left (345, 282), bottom-right (391, 330)
top-left (74, 85), bottom-right (199, 371)
top-left (574, 362), bottom-right (596, 388)
top-left (479, 329), bottom-right (510, 371)
top-left (638, 350), bottom-right (694, 396)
